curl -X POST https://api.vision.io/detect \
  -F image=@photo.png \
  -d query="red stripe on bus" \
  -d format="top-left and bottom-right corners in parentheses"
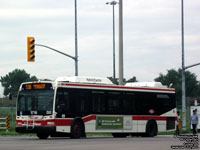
top-left (54, 119), bottom-right (72, 126)
top-left (83, 115), bottom-right (96, 122)
top-left (16, 119), bottom-right (73, 126)
top-left (61, 83), bottom-right (175, 92)
top-left (132, 116), bottom-right (167, 121)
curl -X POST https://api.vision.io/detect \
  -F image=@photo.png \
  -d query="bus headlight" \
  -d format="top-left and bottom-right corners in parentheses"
top-left (47, 121), bottom-right (55, 125)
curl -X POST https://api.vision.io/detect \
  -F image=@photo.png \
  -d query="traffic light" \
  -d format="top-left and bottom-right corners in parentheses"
top-left (27, 37), bottom-right (35, 62)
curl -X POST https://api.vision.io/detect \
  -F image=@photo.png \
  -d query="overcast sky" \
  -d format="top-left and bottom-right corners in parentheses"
top-left (0, 0), bottom-right (200, 96)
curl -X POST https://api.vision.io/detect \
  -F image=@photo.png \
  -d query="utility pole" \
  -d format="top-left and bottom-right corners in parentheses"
top-left (181, 0), bottom-right (186, 131)
top-left (119, 0), bottom-right (124, 85)
top-left (74, 0), bottom-right (78, 76)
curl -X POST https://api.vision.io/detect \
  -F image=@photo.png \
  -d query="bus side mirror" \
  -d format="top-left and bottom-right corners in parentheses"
top-left (9, 94), bottom-right (12, 100)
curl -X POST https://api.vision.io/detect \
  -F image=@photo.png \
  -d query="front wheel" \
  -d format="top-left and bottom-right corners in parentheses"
top-left (71, 121), bottom-right (84, 139)
top-left (37, 132), bottom-right (49, 139)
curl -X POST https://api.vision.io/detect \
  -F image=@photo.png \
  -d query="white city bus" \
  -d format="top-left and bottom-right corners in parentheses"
top-left (16, 76), bottom-right (176, 139)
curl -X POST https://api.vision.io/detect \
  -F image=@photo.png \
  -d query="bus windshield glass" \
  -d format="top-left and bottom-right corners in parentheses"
top-left (17, 83), bottom-right (54, 116)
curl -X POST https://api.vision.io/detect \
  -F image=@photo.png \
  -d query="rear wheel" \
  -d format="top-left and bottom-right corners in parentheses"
top-left (71, 121), bottom-right (84, 139)
top-left (145, 121), bottom-right (157, 137)
top-left (37, 133), bottom-right (49, 139)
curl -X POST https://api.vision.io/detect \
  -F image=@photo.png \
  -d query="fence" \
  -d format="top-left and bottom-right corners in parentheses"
top-left (0, 117), bottom-right (11, 131)
top-left (0, 107), bottom-right (16, 131)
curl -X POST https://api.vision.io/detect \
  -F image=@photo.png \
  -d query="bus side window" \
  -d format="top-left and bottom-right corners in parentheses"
top-left (74, 90), bottom-right (88, 113)
top-left (156, 94), bottom-right (171, 114)
top-left (55, 88), bottom-right (70, 115)
top-left (122, 93), bottom-right (135, 115)
top-left (91, 94), bottom-right (105, 114)
top-left (107, 97), bottom-right (120, 114)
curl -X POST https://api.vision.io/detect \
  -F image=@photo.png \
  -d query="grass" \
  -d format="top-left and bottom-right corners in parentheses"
top-left (0, 131), bottom-right (21, 136)
top-left (86, 133), bottom-right (112, 136)
top-left (0, 109), bottom-right (16, 132)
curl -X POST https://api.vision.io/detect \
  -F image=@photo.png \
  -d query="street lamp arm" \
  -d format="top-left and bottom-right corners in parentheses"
top-left (35, 44), bottom-right (77, 60)
top-left (184, 62), bottom-right (200, 70)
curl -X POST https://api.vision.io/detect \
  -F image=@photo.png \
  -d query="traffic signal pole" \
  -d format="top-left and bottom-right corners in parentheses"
top-left (35, 44), bottom-right (76, 60)
top-left (35, 44), bottom-right (78, 75)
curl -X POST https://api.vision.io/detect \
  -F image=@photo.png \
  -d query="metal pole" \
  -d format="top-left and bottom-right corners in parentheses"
top-left (74, 0), bottom-right (78, 76)
top-left (185, 62), bottom-right (200, 70)
top-left (35, 44), bottom-right (76, 60)
top-left (106, 1), bottom-right (117, 79)
top-left (119, 0), bottom-right (124, 85)
top-left (112, 3), bottom-right (116, 79)
top-left (181, 0), bottom-right (186, 131)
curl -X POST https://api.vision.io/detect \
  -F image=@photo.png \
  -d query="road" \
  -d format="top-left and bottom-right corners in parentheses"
top-left (0, 135), bottom-right (199, 150)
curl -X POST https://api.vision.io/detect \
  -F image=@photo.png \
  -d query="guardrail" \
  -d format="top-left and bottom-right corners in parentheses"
top-left (0, 117), bottom-right (10, 131)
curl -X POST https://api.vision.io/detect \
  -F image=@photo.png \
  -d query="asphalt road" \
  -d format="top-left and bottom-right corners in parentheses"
top-left (0, 134), bottom-right (199, 150)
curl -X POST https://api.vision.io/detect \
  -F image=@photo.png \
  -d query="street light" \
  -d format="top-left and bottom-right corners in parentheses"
top-left (118, 0), bottom-right (124, 85)
top-left (74, 0), bottom-right (78, 76)
top-left (106, 1), bottom-right (118, 79)
top-left (181, 0), bottom-right (186, 131)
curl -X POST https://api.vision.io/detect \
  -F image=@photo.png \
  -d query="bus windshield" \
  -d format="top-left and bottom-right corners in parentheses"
top-left (17, 90), bottom-right (54, 116)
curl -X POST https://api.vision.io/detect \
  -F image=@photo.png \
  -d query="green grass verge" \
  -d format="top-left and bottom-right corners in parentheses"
top-left (0, 131), bottom-right (21, 136)
top-left (86, 133), bottom-right (112, 136)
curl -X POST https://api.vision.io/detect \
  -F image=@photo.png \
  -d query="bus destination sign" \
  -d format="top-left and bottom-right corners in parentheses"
top-left (22, 83), bottom-right (52, 90)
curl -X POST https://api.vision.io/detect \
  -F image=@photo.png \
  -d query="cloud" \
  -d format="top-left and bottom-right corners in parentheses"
top-left (0, 0), bottom-right (200, 88)
top-left (0, 8), bottom-right (72, 19)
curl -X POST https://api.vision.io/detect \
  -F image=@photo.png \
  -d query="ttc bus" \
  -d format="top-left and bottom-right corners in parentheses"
top-left (16, 76), bottom-right (176, 139)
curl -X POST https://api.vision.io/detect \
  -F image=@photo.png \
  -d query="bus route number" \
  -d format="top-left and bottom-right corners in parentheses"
top-left (25, 84), bottom-right (32, 90)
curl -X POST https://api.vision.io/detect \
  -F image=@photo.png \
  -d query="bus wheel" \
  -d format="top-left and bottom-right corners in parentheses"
top-left (112, 133), bottom-right (127, 138)
top-left (145, 121), bottom-right (157, 137)
top-left (37, 132), bottom-right (49, 139)
top-left (71, 121), bottom-right (83, 139)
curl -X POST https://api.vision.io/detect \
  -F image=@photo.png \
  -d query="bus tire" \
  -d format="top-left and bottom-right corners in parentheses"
top-left (112, 133), bottom-right (127, 138)
top-left (70, 120), bottom-right (84, 139)
top-left (145, 120), bottom-right (157, 137)
top-left (37, 132), bottom-right (49, 139)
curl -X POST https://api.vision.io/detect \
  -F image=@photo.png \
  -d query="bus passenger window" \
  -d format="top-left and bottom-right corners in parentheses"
top-left (107, 98), bottom-right (120, 114)
top-left (55, 89), bottom-right (70, 115)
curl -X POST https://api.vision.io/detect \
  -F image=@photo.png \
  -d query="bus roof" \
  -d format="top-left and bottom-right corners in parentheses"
top-left (125, 82), bottom-right (168, 89)
top-left (55, 76), bottom-right (113, 85)
top-left (19, 76), bottom-right (175, 93)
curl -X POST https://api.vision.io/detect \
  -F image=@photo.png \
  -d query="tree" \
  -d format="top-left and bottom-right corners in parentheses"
top-left (154, 69), bottom-right (200, 107)
top-left (0, 69), bottom-right (37, 97)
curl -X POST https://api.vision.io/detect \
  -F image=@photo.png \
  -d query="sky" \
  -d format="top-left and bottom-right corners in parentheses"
top-left (0, 0), bottom-right (200, 97)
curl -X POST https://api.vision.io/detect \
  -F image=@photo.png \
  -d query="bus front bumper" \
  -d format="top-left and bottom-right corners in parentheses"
top-left (16, 126), bottom-right (56, 133)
